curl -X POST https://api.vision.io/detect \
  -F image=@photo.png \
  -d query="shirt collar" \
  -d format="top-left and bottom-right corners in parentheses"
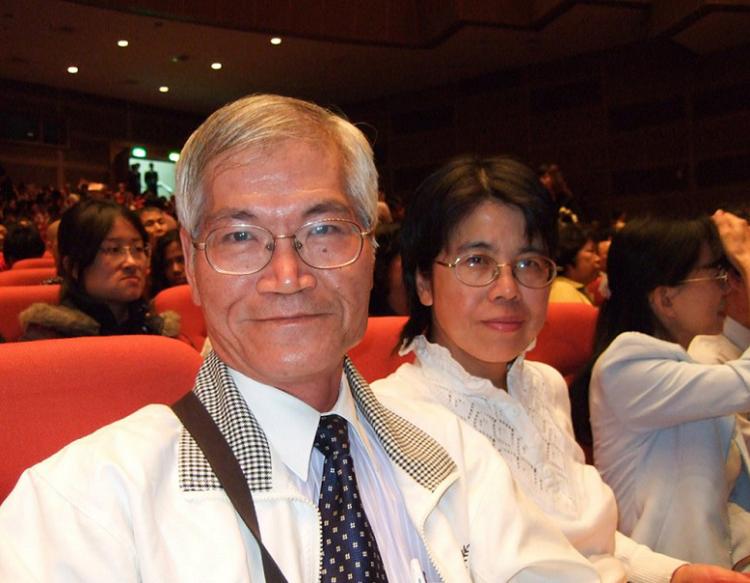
top-left (228, 367), bottom-right (370, 482)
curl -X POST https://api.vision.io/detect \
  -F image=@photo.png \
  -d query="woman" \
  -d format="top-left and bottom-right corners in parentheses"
top-left (549, 222), bottom-right (601, 305)
top-left (586, 213), bottom-right (750, 568)
top-left (371, 156), bottom-right (746, 582)
top-left (150, 228), bottom-right (187, 297)
top-left (20, 199), bottom-right (179, 339)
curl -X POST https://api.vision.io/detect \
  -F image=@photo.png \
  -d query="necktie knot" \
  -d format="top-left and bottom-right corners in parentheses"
top-left (314, 414), bottom-right (350, 460)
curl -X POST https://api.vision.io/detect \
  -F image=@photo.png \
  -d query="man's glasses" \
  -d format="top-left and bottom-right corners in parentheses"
top-left (192, 218), bottom-right (372, 275)
top-left (435, 254), bottom-right (557, 288)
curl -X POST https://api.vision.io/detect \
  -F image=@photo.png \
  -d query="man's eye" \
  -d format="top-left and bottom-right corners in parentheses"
top-left (308, 223), bottom-right (342, 237)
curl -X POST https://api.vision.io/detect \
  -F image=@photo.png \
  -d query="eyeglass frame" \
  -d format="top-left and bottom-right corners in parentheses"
top-left (191, 218), bottom-right (374, 276)
top-left (98, 243), bottom-right (151, 261)
top-left (434, 253), bottom-right (557, 289)
top-left (677, 266), bottom-right (729, 288)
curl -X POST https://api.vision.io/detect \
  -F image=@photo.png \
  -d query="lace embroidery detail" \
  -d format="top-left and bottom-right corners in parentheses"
top-left (408, 335), bottom-right (581, 517)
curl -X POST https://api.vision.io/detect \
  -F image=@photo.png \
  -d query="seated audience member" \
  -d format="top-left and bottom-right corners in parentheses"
top-left (41, 219), bottom-right (63, 284)
top-left (372, 156), bottom-right (745, 583)
top-left (149, 229), bottom-right (187, 296)
top-left (19, 200), bottom-right (179, 340)
top-left (585, 213), bottom-right (750, 567)
top-left (586, 225), bottom-right (614, 306)
top-left (2, 222), bottom-right (45, 268)
top-left (549, 222), bottom-right (600, 305)
top-left (368, 223), bottom-right (407, 316)
top-left (0, 94), bottom-right (601, 582)
top-left (138, 205), bottom-right (168, 243)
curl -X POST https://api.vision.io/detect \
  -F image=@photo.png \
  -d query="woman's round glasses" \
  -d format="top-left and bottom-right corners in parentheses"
top-left (193, 218), bottom-right (372, 275)
top-left (435, 254), bottom-right (557, 288)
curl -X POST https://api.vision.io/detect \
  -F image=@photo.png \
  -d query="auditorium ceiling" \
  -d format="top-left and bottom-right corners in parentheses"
top-left (0, 0), bottom-right (748, 113)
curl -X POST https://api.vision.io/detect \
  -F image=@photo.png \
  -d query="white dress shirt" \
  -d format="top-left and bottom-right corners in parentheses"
top-left (229, 368), bottom-right (439, 582)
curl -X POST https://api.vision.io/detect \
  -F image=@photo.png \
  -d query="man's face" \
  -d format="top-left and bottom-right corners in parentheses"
top-left (182, 140), bottom-right (374, 392)
top-left (140, 209), bottom-right (167, 240)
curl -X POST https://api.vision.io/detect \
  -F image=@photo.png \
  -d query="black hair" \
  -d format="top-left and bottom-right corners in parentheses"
top-left (58, 199), bottom-right (148, 298)
top-left (369, 223), bottom-right (403, 316)
top-left (555, 222), bottom-right (592, 270)
top-left (150, 229), bottom-right (183, 296)
top-left (3, 223), bottom-right (45, 267)
top-left (569, 215), bottom-right (721, 446)
top-left (400, 155), bottom-right (557, 347)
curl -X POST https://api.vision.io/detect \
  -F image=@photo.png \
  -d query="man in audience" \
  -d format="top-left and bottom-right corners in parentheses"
top-left (2, 222), bottom-right (45, 268)
top-left (0, 94), bottom-right (598, 581)
top-left (138, 205), bottom-right (168, 242)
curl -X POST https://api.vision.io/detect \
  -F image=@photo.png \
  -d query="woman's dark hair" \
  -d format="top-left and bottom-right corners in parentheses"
top-left (570, 215), bottom-right (721, 446)
top-left (58, 199), bottom-right (148, 298)
top-left (555, 222), bottom-right (592, 270)
top-left (400, 155), bottom-right (557, 347)
top-left (150, 228), bottom-right (182, 297)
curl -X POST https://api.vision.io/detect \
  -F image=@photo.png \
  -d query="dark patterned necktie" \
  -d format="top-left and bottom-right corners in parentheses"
top-left (314, 414), bottom-right (388, 583)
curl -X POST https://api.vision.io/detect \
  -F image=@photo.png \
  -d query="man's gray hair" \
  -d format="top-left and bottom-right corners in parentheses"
top-left (175, 94), bottom-right (378, 237)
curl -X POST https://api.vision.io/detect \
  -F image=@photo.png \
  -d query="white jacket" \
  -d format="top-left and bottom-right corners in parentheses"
top-left (372, 337), bottom-right (683, 583)
top-left (591, 332), bottom-right (750, 567)
top-left (0, 353), bottom-right (599, 582)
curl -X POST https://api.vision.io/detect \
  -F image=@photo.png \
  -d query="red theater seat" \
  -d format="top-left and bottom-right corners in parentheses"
top-left (0, 335), bottom-right (202, 501)
top-left (0, 267), bottom-right (57, 286)
top-left (0, 284), bottom-right (61, 342)
top-left (153, 284), bottom-right (206, 351)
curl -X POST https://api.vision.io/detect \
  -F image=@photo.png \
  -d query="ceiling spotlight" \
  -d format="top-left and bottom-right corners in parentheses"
top-left (67, 66), bottom-right (78, 74)
top-left (159, 86), bottom-right (169, 93)
top-left (168, 151), bottom-right (180, 162)
top-left (117, 39), bottom-right (129, 47)
top-left (211, 62), bottom-right (222, 70)
top-left (270, 37), bottom-right (282, 46)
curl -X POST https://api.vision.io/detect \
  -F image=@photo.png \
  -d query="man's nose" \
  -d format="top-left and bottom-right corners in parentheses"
top-left (256, 238), bottom-right (315, 293)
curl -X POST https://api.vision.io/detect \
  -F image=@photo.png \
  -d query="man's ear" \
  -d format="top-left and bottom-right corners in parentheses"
top-left (179, 226), bottom-right (202, 307)
top-left (416, 270), bottom-right (434, 307)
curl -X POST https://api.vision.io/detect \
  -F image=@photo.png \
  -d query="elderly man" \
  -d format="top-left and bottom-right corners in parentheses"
top-left (0, 95), bottom-right (598, 582)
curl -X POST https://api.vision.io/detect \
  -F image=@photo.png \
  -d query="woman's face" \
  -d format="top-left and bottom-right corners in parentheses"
top-left (82, 216), bottom-right (148, 312)
top-left (417, 200), bottom-right (551, 387)
top-left (566, 239), bottom-right (601, 284)
top-left (164, 240), bottom-right (187, 286)
top-left (663, 241), bottom-right (728, 348)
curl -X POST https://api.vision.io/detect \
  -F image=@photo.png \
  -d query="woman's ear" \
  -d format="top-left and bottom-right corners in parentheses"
top-left (415, 270), bottom-right (434, 307)
top-left (648, 285), bottom-right (675, 322)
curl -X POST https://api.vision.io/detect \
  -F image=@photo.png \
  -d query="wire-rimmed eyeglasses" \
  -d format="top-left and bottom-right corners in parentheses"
top-left (98, 243), bottom-right (151, 261)
top-left (678, 266), bottom-right (729, 289)
top-left (192, 218), bottom-right (372, 275)
top-left (435, 254), bottom-right (557, 288)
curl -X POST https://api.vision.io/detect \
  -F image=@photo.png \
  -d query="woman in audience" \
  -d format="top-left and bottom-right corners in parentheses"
top-left (371, 155), bottom-right (747, 582)
top-left (549, 221), bottom-right (600, 305)
top-left (586, 213), bottom-right (750, 568)
top-left (369, 223), bottom-right (408, 316)
top-left (149, 229), bottom-right (187, 297)
top-left (20, 200), bottom-right (179, 339)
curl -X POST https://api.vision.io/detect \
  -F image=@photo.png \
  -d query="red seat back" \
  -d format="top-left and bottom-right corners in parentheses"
top-left (11, 257), bottom-right (56, 270)
top-left (0, 268), bottom-right (57, 286)
top-left (0, 335), bottom-right (202, 501)
top-left (527, 302), bottom-right (598, 385)
top-left (0, 284), bottom-right (61, 342)
top-left (153, 284), bottom-right (206, 351)
top-left (349, 316), bottom-right (412, 382)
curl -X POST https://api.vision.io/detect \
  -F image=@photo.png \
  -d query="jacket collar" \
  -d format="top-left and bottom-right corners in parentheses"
top-left (177, 352), bottom-right (455, 493)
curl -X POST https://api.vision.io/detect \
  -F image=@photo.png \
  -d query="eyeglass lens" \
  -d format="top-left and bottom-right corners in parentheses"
top-left (455, 255), bottom-right (555, 288)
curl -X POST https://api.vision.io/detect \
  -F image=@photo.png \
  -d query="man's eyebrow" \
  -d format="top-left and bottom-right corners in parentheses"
top-left (205, 208), bottom-right (257, 224)
top-left (302, 200), bottom-right (354, 219)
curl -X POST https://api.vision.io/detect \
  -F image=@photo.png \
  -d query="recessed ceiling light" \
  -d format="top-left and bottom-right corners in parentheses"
top-left (270, 37), bottom-right (282, 46)
top-left (67, 66), bottom-right (78, 74)
top-left (211, 62), bottom-right (222, 70)
top-left (159, 86), bottom-right (169, 93)
top-left (117, 39), bottom-right (129, 47)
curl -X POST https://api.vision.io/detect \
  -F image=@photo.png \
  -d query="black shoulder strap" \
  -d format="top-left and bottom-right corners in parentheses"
top-left (171, 391), bottom-right (288, 583)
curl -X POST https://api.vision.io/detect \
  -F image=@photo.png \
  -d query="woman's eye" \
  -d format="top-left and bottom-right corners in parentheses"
top-left (464, 255), bottom-right (490, 268)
